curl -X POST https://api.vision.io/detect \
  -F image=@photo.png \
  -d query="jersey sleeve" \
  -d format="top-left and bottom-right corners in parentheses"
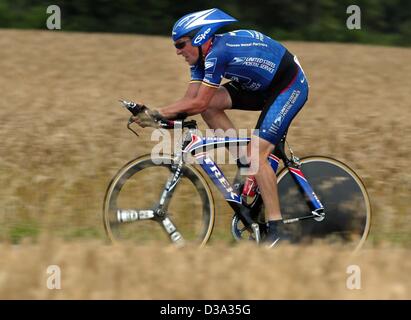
top-left (190, 60), bottom-right (204, 83)
top-left (201, 51), bottom-right (226, 88)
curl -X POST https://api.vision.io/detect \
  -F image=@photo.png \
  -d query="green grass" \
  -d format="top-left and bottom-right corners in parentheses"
top-left (8, 222), bottom-right (40, 244)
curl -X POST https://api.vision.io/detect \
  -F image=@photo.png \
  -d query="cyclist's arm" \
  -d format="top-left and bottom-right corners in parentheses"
top-left (184, 81), bottom-right (201, 99)
top-left (159, 49), bottom-right (224, 118)
top-left (159, 83), bottom-right (217, 118)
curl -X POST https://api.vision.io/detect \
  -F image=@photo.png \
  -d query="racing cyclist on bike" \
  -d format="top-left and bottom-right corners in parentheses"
top-left (133, 8), bottom-right (309, 247)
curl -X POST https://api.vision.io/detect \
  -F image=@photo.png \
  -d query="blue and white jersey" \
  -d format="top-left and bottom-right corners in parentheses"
top-left (190, 30), bottom-right (287, 91)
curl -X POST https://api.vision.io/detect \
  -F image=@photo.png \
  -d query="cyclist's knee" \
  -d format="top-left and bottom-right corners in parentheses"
top-left (250, 137), bottom-right (275, 159)
top-left (248, 148), bottom-right (271, 171)
top-left (201, 107), bottom-right (223, 120)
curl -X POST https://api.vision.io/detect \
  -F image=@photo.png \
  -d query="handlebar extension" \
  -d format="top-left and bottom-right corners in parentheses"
top-left (119, 99), bottom-right (197, 130)
top-left (119, 99), bottom-right (146, 116)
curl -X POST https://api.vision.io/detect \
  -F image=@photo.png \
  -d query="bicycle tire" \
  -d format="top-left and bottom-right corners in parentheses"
top-left (103, 155), bottom-right (215, 246)
top-left (277, 156), bottom-right (371, 252)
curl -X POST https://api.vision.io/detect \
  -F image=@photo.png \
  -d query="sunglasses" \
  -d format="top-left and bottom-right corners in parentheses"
top-left (174, 39), bottom-right (191, 49)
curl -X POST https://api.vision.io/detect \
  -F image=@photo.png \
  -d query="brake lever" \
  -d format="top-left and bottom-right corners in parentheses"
top-left (119, 99), bottom-right (140, 137)
top-left (120, 99), bottom-right (166, 137)
top-left (127, 116), bottom-right (140, 137)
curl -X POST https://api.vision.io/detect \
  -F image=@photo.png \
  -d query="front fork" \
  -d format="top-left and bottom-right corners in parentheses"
top-left (143, 130), bottom-right (198, 246)
top-left (116, 156), bottom-right (186, 246)
top-left (154, 155), bottom-right (186, 246)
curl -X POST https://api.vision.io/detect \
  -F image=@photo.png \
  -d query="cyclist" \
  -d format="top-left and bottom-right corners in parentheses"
top-left (133, 8), bottom-right (309, 247)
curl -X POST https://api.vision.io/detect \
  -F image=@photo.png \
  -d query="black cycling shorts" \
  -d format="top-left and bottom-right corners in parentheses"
top-left (222, 50), bottom-right (308, 144)
top-left (222, 49), bottom-right (298, 112)
top-left (222, 81), bottom-right (268, 111)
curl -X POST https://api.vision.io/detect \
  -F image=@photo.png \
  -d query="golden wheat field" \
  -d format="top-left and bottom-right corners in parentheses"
top-left (0, 29), bottom-right (410, 299)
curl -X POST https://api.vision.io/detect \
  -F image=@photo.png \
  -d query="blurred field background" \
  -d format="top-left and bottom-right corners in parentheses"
top-left (0, 240), bottom-right (410, 299)
top-left (0, 28), bottom-right (410, 299)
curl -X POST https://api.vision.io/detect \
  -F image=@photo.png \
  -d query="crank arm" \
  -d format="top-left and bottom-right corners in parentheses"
top-left (282, 210), bottom-right (325, 224)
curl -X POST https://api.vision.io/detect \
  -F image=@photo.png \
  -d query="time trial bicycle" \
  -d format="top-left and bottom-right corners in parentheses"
top-left (103, 100), bottom-right (371, 251)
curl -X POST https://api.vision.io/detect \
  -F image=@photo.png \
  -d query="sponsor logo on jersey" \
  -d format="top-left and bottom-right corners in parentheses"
top-left (230, 57), bottom-right (245, 65)
top-left (204, 57), bottom-right (217, 73)
top-left (228, 57), bottom-right (275, 73)
top-left (205, 61), bottom-right (214, 69)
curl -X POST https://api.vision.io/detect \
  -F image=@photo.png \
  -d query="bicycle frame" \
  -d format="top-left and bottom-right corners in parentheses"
top-left (112, 102), bottom-right (369, 247)
top-left (174, 129), bottom-right (325, 226)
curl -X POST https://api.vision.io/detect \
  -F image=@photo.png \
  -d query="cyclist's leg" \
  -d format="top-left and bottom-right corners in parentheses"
top-left (249, 136), bottom-right (280, 220)
top-left (201, 82), bottom-right (266, 160)
top-left (254, 68), bottom-right (309, 222)
top-left (201, 81), bottom-right (266, 133)
top-left (201, 85), bottom-right (234, 132)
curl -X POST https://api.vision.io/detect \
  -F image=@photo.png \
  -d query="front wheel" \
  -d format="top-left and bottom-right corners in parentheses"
top-left (103, 155), bottom-right (215, 246)
top-left (277, 156), bottom-right (372, 252)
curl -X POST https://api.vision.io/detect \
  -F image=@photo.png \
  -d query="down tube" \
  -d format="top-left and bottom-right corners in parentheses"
top-left (194, 152), bottom-right (242, 204)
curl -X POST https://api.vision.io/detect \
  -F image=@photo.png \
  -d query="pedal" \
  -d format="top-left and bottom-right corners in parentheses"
top-left (251, 223), bottom-right (261, 244)
top-left (313, 209), bottom-right (325, 222)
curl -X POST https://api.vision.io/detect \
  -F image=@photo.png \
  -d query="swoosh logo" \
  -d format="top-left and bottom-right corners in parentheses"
top-left (185, 9), bottom-right (233, 28)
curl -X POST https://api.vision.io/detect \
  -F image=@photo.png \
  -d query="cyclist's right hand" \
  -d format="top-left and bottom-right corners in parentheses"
top-left (131, 108), bottom-right (162, 128)
top-left (120, 100), bottom-right (175, 129)
top-left (119, 99), bottom-right (156, 127)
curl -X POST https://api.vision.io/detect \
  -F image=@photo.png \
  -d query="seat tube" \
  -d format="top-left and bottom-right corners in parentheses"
top-left (268, 153), bottom-right (281, 173)
top-left (288, 167), bottom-right (324, 211)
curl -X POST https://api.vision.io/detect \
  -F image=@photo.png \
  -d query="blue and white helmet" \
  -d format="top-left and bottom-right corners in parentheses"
top-left (172, 8), bottom-right (237, 46)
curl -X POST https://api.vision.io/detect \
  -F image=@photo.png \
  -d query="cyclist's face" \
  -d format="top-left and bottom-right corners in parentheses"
top-left (175, 37), bottom-right (199, 65)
